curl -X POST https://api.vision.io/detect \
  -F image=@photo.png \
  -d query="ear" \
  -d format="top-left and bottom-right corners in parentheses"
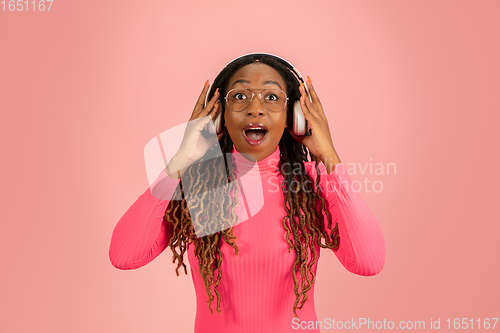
top-left (217, 125), bottom-right (227, 140)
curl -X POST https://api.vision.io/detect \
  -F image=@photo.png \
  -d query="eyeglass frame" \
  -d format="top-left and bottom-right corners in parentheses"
top-left (223, 88), bottom-right (289, 113)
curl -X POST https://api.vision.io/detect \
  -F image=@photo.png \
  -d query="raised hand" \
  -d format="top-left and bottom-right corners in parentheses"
top-left (287, 77), bottom-right (342, 172)
top-left (166, 81), bottom-right (226, 178)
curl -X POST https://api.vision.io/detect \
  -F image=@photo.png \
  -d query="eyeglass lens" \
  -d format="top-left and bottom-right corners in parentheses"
top-left (226, 89), bottom-right (287, 112)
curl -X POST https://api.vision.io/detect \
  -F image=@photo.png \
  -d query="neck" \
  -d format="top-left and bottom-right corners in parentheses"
top-left (230, 144), bottom-right (281, 177)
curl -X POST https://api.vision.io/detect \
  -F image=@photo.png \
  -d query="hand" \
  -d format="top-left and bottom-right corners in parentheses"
top-left (166, 81), bottom-right (227, 178)
top-left (287, 77), bottom-right (341, 171)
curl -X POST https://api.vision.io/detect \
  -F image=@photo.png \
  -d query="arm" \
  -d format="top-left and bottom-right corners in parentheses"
top-left (110, 79), bottom-right (224, 269)
top-left (314, 162), bottom-right (386, 276)
top-left (294, 78), bottom-right (385, 274)
top-left (109, 169), bottom-right (181, 270)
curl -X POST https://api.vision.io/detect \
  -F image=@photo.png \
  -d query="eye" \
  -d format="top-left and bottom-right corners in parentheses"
top-left (229, 90), bottom-right (249, 101)
top-left (234, 93), bottom-right (247, 100)
top-left (264, 93), bottom-right (279, 102)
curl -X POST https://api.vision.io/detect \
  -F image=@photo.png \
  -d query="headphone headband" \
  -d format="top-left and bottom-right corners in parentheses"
top-left (205, 52), bottom-right (309, 105)
top-left (216, 52), bottom-right (305, 83)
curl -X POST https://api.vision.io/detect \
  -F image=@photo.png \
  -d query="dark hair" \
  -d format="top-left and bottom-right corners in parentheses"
top-left (165, 55), bottom-right (339, 318)
top-left (208, 54), bottom-right (302, 131)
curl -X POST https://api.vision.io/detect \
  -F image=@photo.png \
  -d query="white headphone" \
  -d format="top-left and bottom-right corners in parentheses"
top-left (204, 52), bottom-right (312, 136)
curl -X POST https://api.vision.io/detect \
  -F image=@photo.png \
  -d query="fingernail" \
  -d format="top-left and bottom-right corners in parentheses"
top-left (307, 76), bottom-right (312, 85)
top-left (300, 81), bottom-right (305, 90)
top-left (204, 80), bottom-right (209, 87)
top-left (214, 88), bottom-right (219, 95)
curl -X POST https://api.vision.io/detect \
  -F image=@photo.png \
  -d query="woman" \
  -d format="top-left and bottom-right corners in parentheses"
top-left (109, 53), bottom-right (385, 333)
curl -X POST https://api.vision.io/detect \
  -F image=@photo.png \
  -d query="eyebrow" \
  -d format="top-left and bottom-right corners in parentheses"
top-left (231, 79), bottom-right (282, 90)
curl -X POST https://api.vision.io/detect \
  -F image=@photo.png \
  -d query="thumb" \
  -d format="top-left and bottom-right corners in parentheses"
top-left (193, 115), bottom-right (214, 132)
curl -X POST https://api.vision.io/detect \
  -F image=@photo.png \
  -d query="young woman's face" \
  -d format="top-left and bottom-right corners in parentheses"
top-left (224, 63), bottom-right (288, 162)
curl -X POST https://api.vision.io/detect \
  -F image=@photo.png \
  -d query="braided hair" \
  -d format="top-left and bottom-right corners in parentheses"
top-left (164, 55), bottom-right (340, 318)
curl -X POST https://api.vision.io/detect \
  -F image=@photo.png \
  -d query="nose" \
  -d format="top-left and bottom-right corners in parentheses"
top-left (246, 94), bottom-right (266, 117)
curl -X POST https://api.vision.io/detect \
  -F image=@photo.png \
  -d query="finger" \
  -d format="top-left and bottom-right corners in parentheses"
top-left (195, 80), bottom-right (210, 109)
top-left (299, 84), bottom-right (319, 119)
top-left (305, 79), bottom-right (326, 117)
top-left (303, 91), bottom-right (319, 118)
top-left (209, 101), bottom-right (219, 117)
top-left (208, 88), bottom-right (220, 108)
top-left (200, 88), bottom-right (219, 117)
top-left (191, 80), bottom-right (210, 119)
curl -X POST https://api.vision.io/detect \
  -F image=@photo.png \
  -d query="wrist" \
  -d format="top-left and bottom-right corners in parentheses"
top-left (166, 154), bottom-right (191, 179)
top-left (321, 148), bottom-right (342, 174)
top-left (165, 165), bottom-right (182, 179)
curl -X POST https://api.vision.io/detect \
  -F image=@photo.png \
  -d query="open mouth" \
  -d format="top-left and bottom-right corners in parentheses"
top-left (243, 124), bottom-right (268, 146)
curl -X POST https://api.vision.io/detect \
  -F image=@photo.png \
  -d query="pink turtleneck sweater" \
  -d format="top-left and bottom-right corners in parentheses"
top-left (109, 144), bottom-right (385, 333)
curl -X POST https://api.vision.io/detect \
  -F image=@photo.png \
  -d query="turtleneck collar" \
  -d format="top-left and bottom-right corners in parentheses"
top-left (231, 144), bottom-right (281, 177)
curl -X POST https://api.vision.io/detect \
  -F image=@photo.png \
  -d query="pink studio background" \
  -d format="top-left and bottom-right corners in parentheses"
top-left (1, 1), bottom-right (499, 332)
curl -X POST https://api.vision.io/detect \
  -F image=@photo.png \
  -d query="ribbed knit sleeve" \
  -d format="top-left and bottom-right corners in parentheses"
top-left (313, 162), bottom-right (386, 276)
top-left (109, 170), bottom-right (181, 270)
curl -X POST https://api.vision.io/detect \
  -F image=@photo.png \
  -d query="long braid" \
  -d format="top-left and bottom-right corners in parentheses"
top-left (279, 130), bottom-right (340, 317)
top-left (165, 132), bottom-right (239, 314)
top-left (164, 55), bottom-right (340, 317)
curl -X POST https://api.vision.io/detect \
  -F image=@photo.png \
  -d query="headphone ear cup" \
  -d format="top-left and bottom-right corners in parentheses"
top-left (209, 107), bottom-right (222, 135)
top-left (293, 100), bottom-right (307, 136)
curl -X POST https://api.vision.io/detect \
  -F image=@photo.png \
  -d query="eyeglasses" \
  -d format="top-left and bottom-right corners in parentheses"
top-left (224, 88), bottom-right (289, 113)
